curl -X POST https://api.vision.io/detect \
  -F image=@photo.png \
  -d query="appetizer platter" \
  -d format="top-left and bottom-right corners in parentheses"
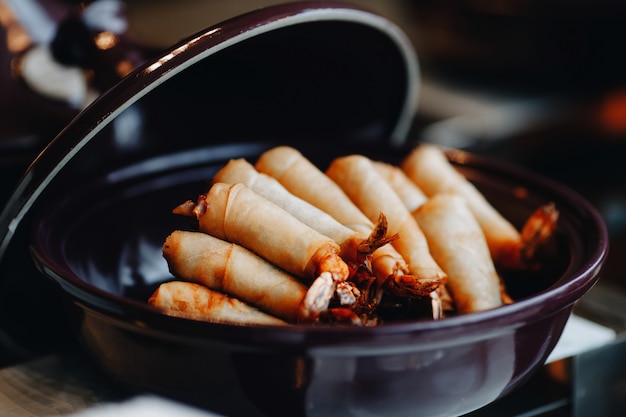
top-left (150, 144), bottom-right (559, 327)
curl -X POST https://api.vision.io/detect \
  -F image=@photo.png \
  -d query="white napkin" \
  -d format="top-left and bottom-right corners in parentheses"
top-left (64, 395), bottom-right (225, 417)
top-left (546, 314), bottom-right (616, 363)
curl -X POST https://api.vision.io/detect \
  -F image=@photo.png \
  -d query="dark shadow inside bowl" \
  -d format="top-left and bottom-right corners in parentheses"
top-left (60, 18), bottom-right (411, 181)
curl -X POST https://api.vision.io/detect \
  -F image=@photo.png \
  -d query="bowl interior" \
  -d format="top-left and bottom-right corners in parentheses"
top-left (30, 141), bottom-right (597, 323)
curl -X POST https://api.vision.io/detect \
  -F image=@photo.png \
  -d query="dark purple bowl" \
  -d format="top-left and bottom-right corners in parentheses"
top-left (27, 143), bottom-right (607, 417)
top-left (0, 2), bottom-right (607, 417)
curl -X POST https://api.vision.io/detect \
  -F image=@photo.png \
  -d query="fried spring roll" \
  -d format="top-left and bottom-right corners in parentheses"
top-left (149, 281), bottom-right (287, 326)
top-left (254, 146), bottom-right (437, 301)
top-left (163, 230), bottom-right (307, 323)
top-left (401, 144), bottom-right (521, 267)
top-left (193, 182), bottom-right (348, 283)
top-left (326, 155), bottom-right (447, 285)
top-left (373, 161), bottom-right (428, 213)
top-left (255, 146), bottom-right (373, 233)
top-left (413, 194), bottom-right (503, 313)
top-left (213, 159), bottom-right (357, 253)
top-left (373, 159), bottom-right (455, 312)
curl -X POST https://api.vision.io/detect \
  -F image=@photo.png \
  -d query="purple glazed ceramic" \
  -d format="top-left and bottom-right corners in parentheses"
top-left (27, 143), bottom-right (607, 417)
top-left (0, 2), bottom-right (607, 417)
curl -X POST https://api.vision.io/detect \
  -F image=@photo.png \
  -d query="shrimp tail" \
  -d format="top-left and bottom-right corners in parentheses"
top-left (357, 212), bottom-right (399, 255)
top-left (520, 202), bottom-right (560, 264)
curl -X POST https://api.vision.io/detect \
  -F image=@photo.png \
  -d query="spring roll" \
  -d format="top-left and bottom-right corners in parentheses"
top-left (213, 159), bottom-right (357, 253)
top-left (413, 194), bottom-right (503, 313)
top-left (373, 160), bottom-right (428, 213)
top-left (148, 281), bottom-right (288, 326)
top-left (149, 281), bottom-right (288, 326)
top-left (163, 230), bottom-right (307, 323)
top-left (190, 182), bottom-right (348, 283)
top-left (326, 154), bottom-right (447, 286)
top-left (255, 146), bottom-right (373, 232)
top-left (401, 144), bottom-right (521, 268)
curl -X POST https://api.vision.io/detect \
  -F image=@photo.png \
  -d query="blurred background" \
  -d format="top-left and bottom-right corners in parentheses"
top-left (1, 0), bottom-right (626, 415)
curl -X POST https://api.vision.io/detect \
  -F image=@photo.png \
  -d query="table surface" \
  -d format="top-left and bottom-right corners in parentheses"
top-left (0, 350), bottom-right (127, 417)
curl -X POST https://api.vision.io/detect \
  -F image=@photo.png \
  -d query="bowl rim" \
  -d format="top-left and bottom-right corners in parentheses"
top-left (0, 0), bottom-right (420, 272)
top-left (28, 145), bottom-right (610, 351)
